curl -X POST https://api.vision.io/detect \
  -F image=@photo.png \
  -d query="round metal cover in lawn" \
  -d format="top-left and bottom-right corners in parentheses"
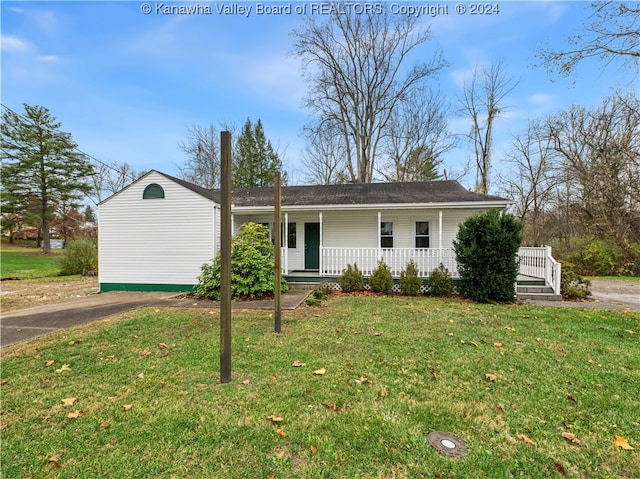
top-left (427, 431), bottom-right (470, 457)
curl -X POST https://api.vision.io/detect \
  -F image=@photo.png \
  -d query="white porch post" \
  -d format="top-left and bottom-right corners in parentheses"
top-left (377, 211), bottom-right (382, 259)
top-left (284, 213), bottom-right (289, 274)
top-left (231, 213), bottom-right (235, 237)
top-left (438, 210), bottom-right (443, 264)
top-left (319, 212), bottom-right (323, 275)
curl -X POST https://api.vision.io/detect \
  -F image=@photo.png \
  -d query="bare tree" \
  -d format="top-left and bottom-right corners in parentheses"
top-left (458, 60), bottom-right (518, 194)
top-left (500, 120), bottom-right (559, 245)
top-left (538, 2), bottom-right (640, 77)
top-left (176, 123), bottom-right (222, 189)
top-left (380, 87), bottom-right (455, 182)
top-left (90, 160), bottom-right (145, 204)
top-left (301, 119), bottom-right (348, 184)
top-left (546, 92), bottom-right (640, 242)
top-left (291, 3), bottom-right (447, 183)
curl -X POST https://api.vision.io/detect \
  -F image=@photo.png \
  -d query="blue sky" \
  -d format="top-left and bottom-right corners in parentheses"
top-left (1, 1), bottom-right (637, 190)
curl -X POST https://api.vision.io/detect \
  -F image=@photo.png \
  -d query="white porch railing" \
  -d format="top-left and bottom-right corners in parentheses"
top-left (293, 246), bottom-right (562, 295)
top-left (321, 247), bottom-right (458, 278)
top-left (517, 246), bottom-right (561, 295)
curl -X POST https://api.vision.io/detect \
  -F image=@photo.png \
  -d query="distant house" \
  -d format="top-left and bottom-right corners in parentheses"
top-left (98, 170), bottom-right (560, 296)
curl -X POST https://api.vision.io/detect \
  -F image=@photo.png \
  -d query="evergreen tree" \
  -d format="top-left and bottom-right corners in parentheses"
top-left (1, 104), bottom-right (94, 253)
top-left (233, 118), bottom-right (286, 188)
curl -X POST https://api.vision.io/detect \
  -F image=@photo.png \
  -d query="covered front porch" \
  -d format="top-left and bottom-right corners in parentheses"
top-left (282, 246), bottom-right (561, 295)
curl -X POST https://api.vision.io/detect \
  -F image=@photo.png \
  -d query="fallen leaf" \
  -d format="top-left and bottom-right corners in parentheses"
top-left (270, 373), bottom-right (277, 380)
top-left (161, 351), bottom-right (169, 357)
top-left (140, 350), bottom-right (152, 357)
top-left (517, 433), bottom-right (536, 447)
top-left (625, 330), bottom-right (635, 335)
top-left (137, 373), bottom-right (145, 379)
top-left (614, 435), bottom-right (635, 450)
top-left (379, 386), bottom-right (388, 399)
top-left (355, 376), bottom-right (372, 386)
top-left (496, 406), bottom-right (505, 414)
top-left (276, 428), bottom-right (287, 438)
top-left (268, 415), bottom-right (283, 423)
top-left (291, 360), bottom-right (306, 367)
top-left (123, 404), bottom-right (133, 411)
top-left (55, 364), bottom-right (71, 373)
top-left (554, 462), bottom-right (567, 476)
top-left (67, 410), bottom-right (83, 419)
top-left (0, 380), bottom-right (7, 386)
top-left (567, 395), bottom-right (577, 403)
top-left (430, 367), bottom-right (437, 380)
top-left (335, 327), bottom-right (341, 333)
top-left (49, 455), bottom-right (62, 469)
top-left (242, 380), bottom-right (250, 385)
top-left (313, 368), bottom-right (326, 376)
top-left (485, 373), bottom-right (497, 382)
top-left (100, 421), bottom-right (111, 429)
top-left (160, 381), bottom-right (167, 388)
top-left (492, 343), bottom-right (503, 350)
top-left (561, 431), bottom-right (583, 446)
top-left (158, 342), bottom-right (168, 349)
top-left (273, 448), bottom-right (286, 458)
top-left (61, 397), bottom-right (77, 407)
top-left (310, 445), bottom-right (318, 454)
top-left (45, 360), bottom-right (55, 367)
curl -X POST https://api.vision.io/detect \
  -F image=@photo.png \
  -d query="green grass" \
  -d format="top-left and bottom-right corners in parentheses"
top-left (1, 296), bottom-right (639, 478)
top-left (586, 276), bottom-right (640, 283)
top-left (1, 243), bottom-right (63, 279)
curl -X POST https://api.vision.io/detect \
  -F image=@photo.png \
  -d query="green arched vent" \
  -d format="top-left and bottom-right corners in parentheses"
top-left (143, 183), bottom-right (165, 199)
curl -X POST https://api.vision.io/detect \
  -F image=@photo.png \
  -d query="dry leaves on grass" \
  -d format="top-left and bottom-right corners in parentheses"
top-left (614, 435), bottom-right (634, 450)
top-left (268, 415), bottom-right (283, 423)
top-left (313, 368), bottom-right (326, 376)
top-left (517, 434), bottom-right (536, 447)
top-left (276, 428), bottom-right (287, 438)
top-left (561, 431), bottom-right (583, 446)
top-left (61, 397), bottom-right (77, 407)
top-left (55, 364), bottom-right (71, 373)
top-left (485, 373), bottom-right (497, 382)
top-left (49, 455), bottom-right (62, 469)
top-left (67, 410), bottom-right (83, 419)
top-left (291, 360), bottom-right (306, 367)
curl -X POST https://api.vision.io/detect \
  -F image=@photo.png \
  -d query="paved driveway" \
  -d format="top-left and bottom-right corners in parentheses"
top-left (1, 290), bottom-right (311, 348)
top-left (589, 279), bottom-right (640, 310)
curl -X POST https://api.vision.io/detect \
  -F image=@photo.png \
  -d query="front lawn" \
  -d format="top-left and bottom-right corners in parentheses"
top-left (1, 296), bottom-right (638, 478)
top-left (1, 242), bottom-right (63, 279)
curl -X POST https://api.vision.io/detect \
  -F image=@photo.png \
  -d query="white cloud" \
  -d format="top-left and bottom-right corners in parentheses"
top-left (37, 55), bottom-right (60, 63)
top-left (528, 92), bottom-right (553, 107)
top-left (1, 34), bottom-right (31, 53)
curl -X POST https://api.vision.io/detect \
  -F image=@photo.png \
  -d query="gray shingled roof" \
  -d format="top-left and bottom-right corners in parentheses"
top-left (157, 171), bottom-right (509, 207)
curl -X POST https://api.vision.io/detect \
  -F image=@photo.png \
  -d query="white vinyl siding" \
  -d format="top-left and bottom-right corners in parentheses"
top-left (99, 171), bottom-right (216, 286)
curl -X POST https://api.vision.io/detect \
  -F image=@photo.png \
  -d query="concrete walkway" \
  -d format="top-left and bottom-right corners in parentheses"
top-left (0, 290), bottom-right (311, 348)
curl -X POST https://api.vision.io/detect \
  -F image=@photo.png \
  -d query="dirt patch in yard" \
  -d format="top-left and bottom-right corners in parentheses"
top-left (0, 277), bottom-right (99, 313)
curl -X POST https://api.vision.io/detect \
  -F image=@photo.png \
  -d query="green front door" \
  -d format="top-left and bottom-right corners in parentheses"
top-left (305, 223), bottom-right (320, 270)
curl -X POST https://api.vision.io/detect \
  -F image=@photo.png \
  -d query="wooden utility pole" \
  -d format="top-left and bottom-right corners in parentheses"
top-left (274, 171), bottom-right (282, 333)
top-left (220, 131), bottom-right (232, 383)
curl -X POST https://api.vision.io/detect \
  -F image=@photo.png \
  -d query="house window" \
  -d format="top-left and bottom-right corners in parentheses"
top-left (259, 222), bottom-right (297, 248)
top-left (415, 221), bottom-right (430, 248)
top-left (142, 183), bottom-right (164, 199)
top-left (285, 223), bottom-right (297, 249)
top-left (380, 221), bottom-right (394, 248)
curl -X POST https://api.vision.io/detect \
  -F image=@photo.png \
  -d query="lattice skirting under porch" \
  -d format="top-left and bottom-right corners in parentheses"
top-left (318, 281), bottom-right (430, 294)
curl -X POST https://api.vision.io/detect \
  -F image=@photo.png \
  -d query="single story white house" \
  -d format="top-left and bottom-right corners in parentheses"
top-left (98, 170), bottom-right (561, 296)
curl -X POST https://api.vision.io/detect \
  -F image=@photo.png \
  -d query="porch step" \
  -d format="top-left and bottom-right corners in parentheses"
top-left (516, 285), bottom-right (562, 301)
top-left (287, 282), bottom-right (320, 291)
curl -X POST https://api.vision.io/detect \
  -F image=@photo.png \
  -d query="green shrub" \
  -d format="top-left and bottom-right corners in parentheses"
top-left (453, 209), bottom-right (523, 303)
top-left (58, 237), bottom-right (98, 276)
top-left (399, 259), bottom-right (422, 296)
top-left (338, 263), bottom-right (364, 293)
top-left (194, 222), bottom-right (287, 300)
top-left (428, 263), bottom-right (454, 297)
top-left (369, 259), bottom-right (393, 294)
top-left (554, 236), bottom-right (640, 276)
top-left (305, 297), bottom-right (323, 307)
top-left (560, 261), bottom-right (592, 300)
top-left (313, 290), bottom-right (328, 300)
